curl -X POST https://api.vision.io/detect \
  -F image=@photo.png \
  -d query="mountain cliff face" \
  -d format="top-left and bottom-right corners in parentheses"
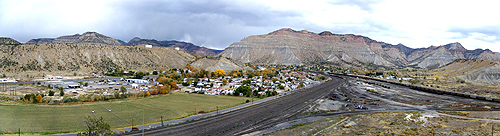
top-left (126, 37), bottom-right (222, 57)
top-left (221, 28), bottom-right (500, 69)
top-left (27, 32), bottom-right (122, 45)
top-left (0, 43), bottom-right (195, 76)
top-left (221, 28), bottom-right (401, 67)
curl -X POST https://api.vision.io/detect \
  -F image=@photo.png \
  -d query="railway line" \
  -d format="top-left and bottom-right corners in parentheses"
top-left (120, 77), bottom-right (345, 136)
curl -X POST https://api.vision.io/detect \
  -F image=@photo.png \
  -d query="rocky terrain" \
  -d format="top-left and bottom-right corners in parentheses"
top-left (0, 37), bottom-right (21, 45)
top-left (126, 37), bottom-right (222, 57)
top-left (27, 32), bottom-right (122, 45)
top-left (0, 43), bottom-right (195, 76)
top-left (221, 28), bottom-right (500, 69)
top-left (190, 57), bottom-right (251, 72)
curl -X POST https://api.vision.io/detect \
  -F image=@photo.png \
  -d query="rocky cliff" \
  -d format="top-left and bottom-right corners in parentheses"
top-left (0, 43), bottom-right (195, 76)
top-left (27, 32), bottom-right (122, 45)
top-left (221, 28), bottom-right (500, 69)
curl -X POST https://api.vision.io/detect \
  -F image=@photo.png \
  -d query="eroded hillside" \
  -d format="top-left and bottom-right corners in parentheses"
top-left (0, 44), bottom-right (195, 76)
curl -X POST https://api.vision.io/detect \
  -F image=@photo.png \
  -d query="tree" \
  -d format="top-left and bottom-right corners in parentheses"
top-left (36, 94), bottom-right (43, 103)
top-left (278, 85), bottom-right (285, 89)
top-left (242, 79), bottom-right (251, 85)
top-left (120, 86), bottom-right (127, 98)
top-left (84, 82), bottom-right (89, 86)
top-left (235, 85), bottom-right (252, 96)
top-left (60, 90), bottom-right (65, 96)
top-left (152, 71), bottom-right (158, 75)
top-left (80, 116), bottom-right (111, 136)
top-left (222, 79), bottom-right (227, 85)
top-left (214, 69), bottom-right (226, 77)
top-left (48, 90), bottom-right (55, 96)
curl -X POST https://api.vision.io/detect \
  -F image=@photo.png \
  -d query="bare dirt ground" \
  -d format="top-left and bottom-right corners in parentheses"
top-left (268, 111), bottom-right (500, 136)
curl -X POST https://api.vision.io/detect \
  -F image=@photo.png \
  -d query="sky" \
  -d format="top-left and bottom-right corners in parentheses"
top-left (0, 0), bottom-right (499, 52)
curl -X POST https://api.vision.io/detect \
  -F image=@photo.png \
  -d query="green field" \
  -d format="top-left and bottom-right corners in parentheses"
top-left (0, 93), bottom-right (250, 134)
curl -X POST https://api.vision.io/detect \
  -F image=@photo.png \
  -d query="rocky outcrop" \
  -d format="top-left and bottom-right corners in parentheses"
top-left (0, 43), bottom-right (195, 76)
top-left (0, 37), bottom-right (21, 45)
top-left (27, 32), bottom-right (122, 45)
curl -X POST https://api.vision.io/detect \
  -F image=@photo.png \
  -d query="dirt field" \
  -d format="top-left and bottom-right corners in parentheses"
top-left (270, 111), bottom-right (500, 136)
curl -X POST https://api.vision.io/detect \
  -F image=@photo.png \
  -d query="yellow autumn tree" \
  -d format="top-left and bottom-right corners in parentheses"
top-left (214, 69), bottom-right (226, 77)
top-left (36, 94), bottom-right (43, 103)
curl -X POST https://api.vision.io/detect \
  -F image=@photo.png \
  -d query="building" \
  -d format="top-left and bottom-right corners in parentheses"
top-left (125, 79), bottom-right (150, 84)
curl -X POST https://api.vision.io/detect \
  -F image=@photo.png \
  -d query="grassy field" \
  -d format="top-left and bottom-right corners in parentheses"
top-left (0, 93), bottom-right (250, 134)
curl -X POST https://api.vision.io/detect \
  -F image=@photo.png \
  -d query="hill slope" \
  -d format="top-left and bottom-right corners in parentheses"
top-left (0, 44), bottom-right (195, 76)
top-left (0, 37), bottom-right (21, 45)
top-left (431, 59), bottom-right (500, 85)
top-left (190, 58), bottom-right (251, 72)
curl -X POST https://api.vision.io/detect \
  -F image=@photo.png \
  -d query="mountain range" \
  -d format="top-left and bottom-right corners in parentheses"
top-left (26, 32), bottom-right (223, 57)
top-left (221, 28), bottom-right (500, 69)
top-left (3, 28), bottom-right (500, 76)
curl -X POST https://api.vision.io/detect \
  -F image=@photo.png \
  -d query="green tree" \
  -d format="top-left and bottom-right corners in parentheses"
top-left (152, 71), bottom-right (158, 75)
top-left (79, 116), bottom-right (111, 136)
top-left (235, 85), bottom-right (252, 96)
top-left (242, 79), bottom-right (252, 85)
top-left (60, 89), bottom-right (64, 96)
top-left (48, 90), bottom-right (55, 96)
top-left (120, 86), bottom-right (127, 98)
top-left (278, 85), bottom-right (285, 89)
top-left (84, 82), bottom-right (89, 86)
top-left (222, 79), bottom-right (227, 85)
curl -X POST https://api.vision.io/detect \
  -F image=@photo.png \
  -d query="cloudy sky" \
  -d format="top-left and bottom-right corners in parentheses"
top-left (1, 0), bottom-right (499, 51)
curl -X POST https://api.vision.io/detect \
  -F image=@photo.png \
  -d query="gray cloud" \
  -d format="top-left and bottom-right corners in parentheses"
top-left (448, 25), bottom-right (500, 43)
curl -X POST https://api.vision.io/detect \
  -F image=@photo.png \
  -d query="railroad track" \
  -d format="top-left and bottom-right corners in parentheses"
top-left (120, 78), bottom-right (344, 136)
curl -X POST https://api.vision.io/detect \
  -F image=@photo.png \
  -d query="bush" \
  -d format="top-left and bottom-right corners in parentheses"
top-left (48, 90), bottom-right (55, 96)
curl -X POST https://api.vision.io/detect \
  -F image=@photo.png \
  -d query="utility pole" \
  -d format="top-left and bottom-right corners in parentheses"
top-left (142, 90), bottom-right (145, 136)
top-left (217, 106), bottom-right (219, 114)
top-left (161, 115), bottom-right (163, 126)
top-left (131, 118), bottom-right (134, 131)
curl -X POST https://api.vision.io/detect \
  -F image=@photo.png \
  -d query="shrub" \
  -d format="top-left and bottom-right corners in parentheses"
top-left (48, 90), bottom-right (55, 96)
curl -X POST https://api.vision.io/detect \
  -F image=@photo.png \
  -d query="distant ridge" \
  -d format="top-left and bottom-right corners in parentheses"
top-left (27, 32), bottom-right (122, 45)
top-left (125, 37), bottom-right (222, 56)
top-left (0, 37), bottom-right (21, 45)
top-left (221, 28), bottom-right (500, 69)
top-left (26, 32), bottom-right (223, 56)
